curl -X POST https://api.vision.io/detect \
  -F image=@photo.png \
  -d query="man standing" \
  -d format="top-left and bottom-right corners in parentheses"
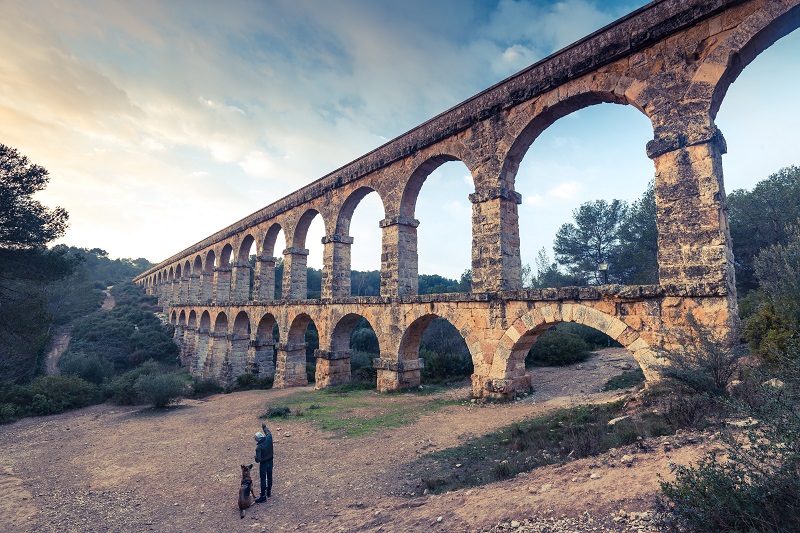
top-left (253, 423), bottom-right (273, 503)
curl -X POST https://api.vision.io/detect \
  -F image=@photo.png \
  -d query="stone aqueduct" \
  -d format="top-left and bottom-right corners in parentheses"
top-left (134, 0), bottom-right (799, 399)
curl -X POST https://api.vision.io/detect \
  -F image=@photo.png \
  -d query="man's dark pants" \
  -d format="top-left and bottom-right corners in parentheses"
top-left (259, 462), bottom-right (273, 496)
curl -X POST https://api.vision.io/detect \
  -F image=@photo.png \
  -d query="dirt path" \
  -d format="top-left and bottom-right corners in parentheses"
top-left (44, 289), bottom-right (116, 375)
top-left (0, 350), bottom-right (708, 532)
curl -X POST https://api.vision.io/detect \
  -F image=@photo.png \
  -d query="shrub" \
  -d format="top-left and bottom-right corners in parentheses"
top-left (191, 378), bottom-right (224, 397)
top-left (233, 373), bottom-right (273, 391)
top-left (265, 405), bottom-right (291, 418)
top-left (602, 368), bottom-right (645, 391)
top-left (350, 350), bottom-right (378, 383)
top-left (58, 350), bottom-right (115, 384)
top-left (557, 322), bottom-right (619, 349)
top-left (104, 360), bottom-right (161, 405)
top-left (26, 375), bottom-right (101, 415)
top-left (133, 372), bottom-right (188, 408)
top-left (526, 330), bottom-right (590, 367)
top-left (420, 349), bottom-right (472, 383)
top-left (657, 314), bottom-right (746, 396)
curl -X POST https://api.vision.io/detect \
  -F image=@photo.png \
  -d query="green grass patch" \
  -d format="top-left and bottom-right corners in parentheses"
top-left (602, 368), bottom-right (646, 391)
top-left (260, 386), bottom-right (459, 437)
top-left (405, 400), bottom-right (676, 495)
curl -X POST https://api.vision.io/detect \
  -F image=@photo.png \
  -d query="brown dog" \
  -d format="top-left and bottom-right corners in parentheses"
top-left (238, 463), bottom-right (255, 518)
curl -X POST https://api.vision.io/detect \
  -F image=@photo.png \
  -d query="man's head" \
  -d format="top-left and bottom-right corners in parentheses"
top-left (254, 431), bottom-right (265, 443)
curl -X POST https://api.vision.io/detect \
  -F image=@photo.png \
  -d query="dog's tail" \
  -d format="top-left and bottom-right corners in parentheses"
top-left (240, 508), bottom-right (245, 519)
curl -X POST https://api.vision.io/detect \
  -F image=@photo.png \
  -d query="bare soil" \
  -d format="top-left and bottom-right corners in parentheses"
top-left (0, 349), bottom-right (710, 532)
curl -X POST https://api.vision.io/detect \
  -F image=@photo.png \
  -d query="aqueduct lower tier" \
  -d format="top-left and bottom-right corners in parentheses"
top-left (165, 284), bottom-right (728, 399)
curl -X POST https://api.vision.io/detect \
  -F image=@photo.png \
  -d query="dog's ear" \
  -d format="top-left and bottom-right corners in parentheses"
top-left (248, 463), bottom-right (253, 470)
top-left (241, 464), bottom-right (247, 470)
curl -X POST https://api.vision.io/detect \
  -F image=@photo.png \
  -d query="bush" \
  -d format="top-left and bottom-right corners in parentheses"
top-left (420, 349), bottom-right (472, 383)
top-left (526, 330), bottom-right (590, 367)
top-left (58, 350), bottom-right (115, 384)
top-left (104, 360), bottom-right (161, 405)
top-left (657, 314), bottom-right (746, 396)
top-left (191, 378), bottom-right (224, 397)
top-left (602, 368), bottom-right (645, 391)
top-left (265, 406), bottom-right (291, 418)
top-left (350, 350), bottom-right (377, 383)
top-left (26, 375), bottom-right (101, 415)
top-left (133, 373), bottom-right (188, 408)
top-left (557, 322), bottom-right (618, 349)
top-left (233, 373), bottom-right (273, 391)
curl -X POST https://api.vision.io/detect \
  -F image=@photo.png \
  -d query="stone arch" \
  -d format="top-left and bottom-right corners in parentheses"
top-left (696, 4), bottom-right (800, 120)
top-left (492, 303), bottom-right (660, 383)
top-left (237, 234), bottom-right (256, 263)
top-left (262, 223), bottom-right (285, 257)
top-left (254, 313), bottom-right (278, 377)
top-left (329, 312), bottom-right (380, 353)
top-left (219, 243), bottom-right (234, 267)
top-left (292, 209), bottom-right (323, 249)
top-left (500, 88), bottom-right (650, 190)
top-left (336, 186), bottom-right (387, 235)
top-left (233, 310), bottom-right (250, 335)
top-left (400, 154), bottom-right (475, 219)
top-left (192, 255), bottom-right (203, 274)
top-left (287, 312), bottom-right (315, 345)
top-left (204, 249), bottom-right (216, 272)
top-left (398, 305), bottom-right (482, 369)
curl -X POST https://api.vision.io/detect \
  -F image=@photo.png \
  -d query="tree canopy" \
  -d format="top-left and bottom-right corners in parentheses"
top-left (0, 144), bottom-right (68, 250)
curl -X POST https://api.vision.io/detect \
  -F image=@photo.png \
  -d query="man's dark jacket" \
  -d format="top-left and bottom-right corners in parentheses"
top-left (256, 429), bottom-right (273, 469)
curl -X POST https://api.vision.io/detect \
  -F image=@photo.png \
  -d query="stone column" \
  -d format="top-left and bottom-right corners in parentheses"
top-left (282, 247), bottom-right (309, 300)
top-left (169, 279), bottom-right (180, 308)
top-left (321, 235), bottom-right (354, 299)
top-left (254, 255), bottom-right (277, 301)
top-left (314, 349), bottom-right (351, 389)
top-left (226, 333), bottom-right (251, 381)
top-left (181, 326), bottom-right (198, 367)
top-left (372, 356), bottom-right (424, 392)
top-left (379, 216), bottom-right (420, 297)
top-left (214, 266), bottom-right (232, 305)
top-left (205, 331), bottom-right (230, 380)
top-left (193, 330), bottom-right (211, 377)
top-left (273, 342), bottom-right (309, 388)
top-left (179, 276), bottom-right (189, 305)
top-left (200, 271), bottom-right (214, 304)
top-left (469, 187), bottom-right (522, 293)
top-left (250, 339), bottom-right (275, 377)
top-left (231, 262), bottom-right (252, 302)
top-left (173, 322), bottom-right (185, 361)
top-left (187, 274), bottom-right (201, 305)
top-left (647, 126), bottom-right (739, 337)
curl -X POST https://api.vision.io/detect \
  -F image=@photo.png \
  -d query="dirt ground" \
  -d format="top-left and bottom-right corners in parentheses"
top-left (0, 349), bottom-right (710, 532)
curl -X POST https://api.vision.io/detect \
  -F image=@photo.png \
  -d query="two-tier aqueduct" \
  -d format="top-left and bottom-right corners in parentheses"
top-left (134, 0), bottom-right (799, 399)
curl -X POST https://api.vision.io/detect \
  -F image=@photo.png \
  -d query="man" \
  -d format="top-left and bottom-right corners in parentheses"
top-left (253, 423), bottom-right (273, 503)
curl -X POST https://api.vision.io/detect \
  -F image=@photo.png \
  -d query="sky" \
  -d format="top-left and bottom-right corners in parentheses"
top-left (1, 0), bottom-right (798, 279)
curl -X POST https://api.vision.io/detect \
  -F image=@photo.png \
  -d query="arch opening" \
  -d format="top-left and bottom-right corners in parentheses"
top-left (335, 188), bottom-right (384, 297)
top-left (512, 102), bottom-right (657, 288)
top-left (399, 315), bottom-right (473, 385)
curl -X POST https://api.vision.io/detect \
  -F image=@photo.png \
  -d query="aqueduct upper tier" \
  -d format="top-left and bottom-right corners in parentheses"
top-left (135, 0), bottom-right (800, 398)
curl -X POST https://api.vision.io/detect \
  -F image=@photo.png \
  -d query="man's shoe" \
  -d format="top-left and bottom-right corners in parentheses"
top-left (255, 496), bottom-right (266, 503)
top-left (267, 490), bottom-right (271, 497)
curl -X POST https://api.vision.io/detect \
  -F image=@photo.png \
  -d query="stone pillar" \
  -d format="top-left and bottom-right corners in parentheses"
top-left (314, 349), bottom-right (351, 389)
top-left (372, 356), bottom-right (424, 392)
top-left (254, 255), bottom-right (277, 301)
top-left (187, 274), bottom-right (201, 305)
top-left (231, 262), bottom-right (252, 302)
top-left (282, 248), bottom-right (309, 300)
top-left (469, 187), bottom-right (522, 293)
top-left (179, 276), bottom-right (189, 305)
top-left (205, 331), bottom-right (230, 380)
top-left (321, 235), bottom-right (354, 299)
top-left (181, 326), bottom-right (198, 367)
top-left (173, 322), bottom-right (185, 361)
top-left (227, 333), bottom-right (251, 381)
top-left (156, 283), bottom-right (165, 308)
top-left (193, 330), bottom-right (211, 377)
top-left (379, 216), bottom-right (420, 297)
top-left (214, 266), bottom-right (232, 305)
top-left (250, 339), bottom-right (275, 377)
top-left (471, 373), bottom-right (532, 401)
top-left (647, 126), bottom-right (739, 336)
top-left (200, 271), bottom-right (214, 304)
top-left (273, 342), bottom-right (309, 388)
